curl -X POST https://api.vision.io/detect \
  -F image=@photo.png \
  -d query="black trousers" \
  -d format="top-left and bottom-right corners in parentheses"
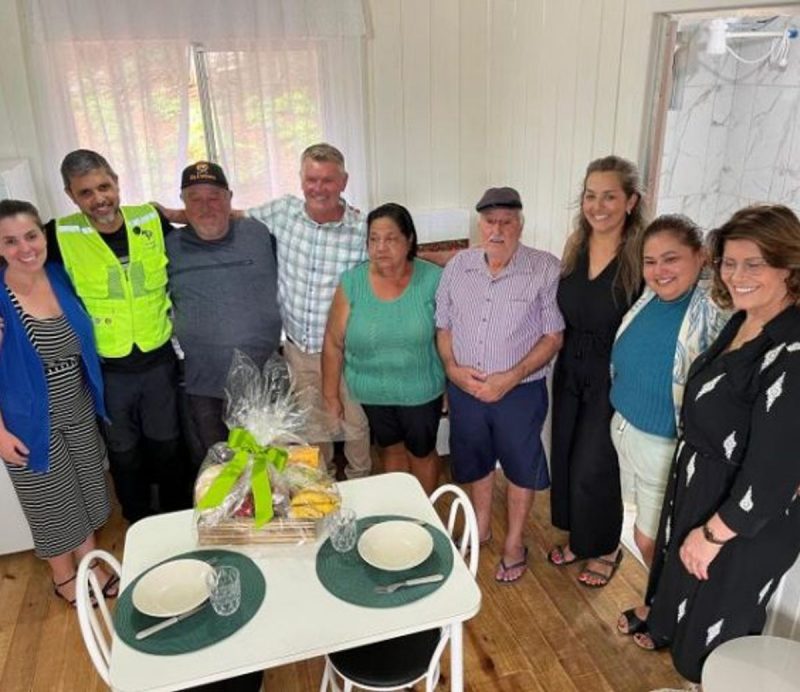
top-left (185, 394), bottom-right (229, 467)
top-left (103, 357), bottom-right (191, 522)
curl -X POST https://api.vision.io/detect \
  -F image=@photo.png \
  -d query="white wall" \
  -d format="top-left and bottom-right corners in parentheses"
top-left (1, 0), bottom-right (794, 238)
top-left (365, 0), bottom-right (797, 251)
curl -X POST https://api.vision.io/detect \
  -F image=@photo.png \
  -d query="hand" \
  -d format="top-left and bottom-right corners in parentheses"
top-left (472, 371), bottom-right (518, 403)
top-left (446, 364), bottom-right (487, 397)
top-left (679, 526), bottom-right (722, 580)
top-left (0, 429), bottom-right (29, 466)
top-left (323, 395), bottom-right (344, 421)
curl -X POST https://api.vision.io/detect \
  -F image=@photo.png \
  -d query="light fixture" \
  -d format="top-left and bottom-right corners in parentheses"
top-left (706, 18), bottom-right (798, 66)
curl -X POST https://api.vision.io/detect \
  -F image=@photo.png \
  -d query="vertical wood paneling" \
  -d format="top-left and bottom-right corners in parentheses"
top-left (367, 0), bottom-right (406, 202)
top-left (614, 0), bottom-right (655, 159)
top-left (485, 0), bottom-right (524, 186)
top-left (429, 0), bottom-right (461, 208)
top-left (530, 1), bottom-right (559, 249)
top-left (400, 0), bottom-right (433, 208)
top-left (569, 0), bottom-right (604, 205)
top-left (592, 0), bottom-right (626, 157)
top-left (457, 0), bottom-right (489, 211)
top-left (547, 0), bottom-right (582, 253)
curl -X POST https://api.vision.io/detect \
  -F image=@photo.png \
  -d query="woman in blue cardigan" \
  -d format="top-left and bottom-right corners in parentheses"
top-left (0, 199), bottom-right (114, 606)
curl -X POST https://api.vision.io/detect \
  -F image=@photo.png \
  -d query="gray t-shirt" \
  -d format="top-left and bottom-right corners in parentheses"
top-left (166, 217), bottom-right (281, 398)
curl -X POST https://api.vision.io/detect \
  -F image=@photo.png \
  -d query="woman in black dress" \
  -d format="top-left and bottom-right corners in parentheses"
top-left (548, 156), bottom-right (646, 586)
top-left (623, 205), bottom-right (800, 684)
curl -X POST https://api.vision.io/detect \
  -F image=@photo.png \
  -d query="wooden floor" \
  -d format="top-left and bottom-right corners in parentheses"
top-left (0, 468), bottom-right (688, 692)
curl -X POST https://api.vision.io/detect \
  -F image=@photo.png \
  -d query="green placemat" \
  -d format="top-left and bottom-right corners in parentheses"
top-left (316, 514), bottom-right (454, 608)
top-left (113, 549), bottom-right (265, 655)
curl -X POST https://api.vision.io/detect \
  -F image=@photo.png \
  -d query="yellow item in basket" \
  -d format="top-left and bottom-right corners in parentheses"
top-left (287, 445), bottom-right (321, 468)
top-left (290, 504), bottom-right (334, 519)
top-left (289, 488), bottom-right (339, 519)
top-left (291, 489), bottom-right (336, 506)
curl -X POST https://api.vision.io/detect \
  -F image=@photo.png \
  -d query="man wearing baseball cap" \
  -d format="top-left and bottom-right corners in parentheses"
top-left (166, 162), bottom-right (281, 464)
top-left (435, 186), bottom-right (564, 583)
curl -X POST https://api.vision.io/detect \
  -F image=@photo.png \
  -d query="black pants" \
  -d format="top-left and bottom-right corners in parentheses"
top-left (103, 357), bottom-right (191, 522)
top-left (185, 394), bottom-right (229, 467)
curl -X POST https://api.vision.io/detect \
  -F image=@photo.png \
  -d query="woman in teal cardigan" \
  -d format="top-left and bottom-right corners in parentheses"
top-left (0, 199), bottom-right (114, 607)
top-left (322, 203), bottom-right (445, 495)
top-left (611, 214), bottom-right (729, 632)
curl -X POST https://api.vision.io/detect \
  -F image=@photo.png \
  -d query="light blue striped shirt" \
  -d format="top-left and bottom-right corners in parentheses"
top-left (248, 195), bottom-right (367, 353)
top-left (435, 245), bottom-right (564, 382)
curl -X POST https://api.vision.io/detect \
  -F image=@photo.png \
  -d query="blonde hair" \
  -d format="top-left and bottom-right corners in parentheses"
top-left (562, 156), bottom-right (647, 304)
top-left (301, 143), bottom-right (345, 171)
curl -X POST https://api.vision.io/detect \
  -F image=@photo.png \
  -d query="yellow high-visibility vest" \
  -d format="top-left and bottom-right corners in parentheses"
top-left (55, 204), bottom-right (172, 358)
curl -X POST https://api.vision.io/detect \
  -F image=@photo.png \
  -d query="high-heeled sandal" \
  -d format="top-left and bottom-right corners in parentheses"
top-left (53, 573), bottom-right (78, 608)
top-left (88, 558), bottom-right (120, 598)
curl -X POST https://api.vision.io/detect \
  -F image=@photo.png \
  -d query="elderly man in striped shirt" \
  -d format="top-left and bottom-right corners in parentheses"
top-left (435, 187), bottom-right (564, 583)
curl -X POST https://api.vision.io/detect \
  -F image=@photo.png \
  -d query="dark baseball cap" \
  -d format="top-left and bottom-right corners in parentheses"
top-left (181, 161), bottom-right (229, 190)
top-left (475, 186), bottom-right (523, 212)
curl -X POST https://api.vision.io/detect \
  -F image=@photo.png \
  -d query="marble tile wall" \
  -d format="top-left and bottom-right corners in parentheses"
top-left (656, 15), bottom-right (800, 229)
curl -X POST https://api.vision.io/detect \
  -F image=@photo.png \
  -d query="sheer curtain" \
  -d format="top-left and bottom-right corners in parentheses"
top-left (23, 0), bottom-right (368, 214)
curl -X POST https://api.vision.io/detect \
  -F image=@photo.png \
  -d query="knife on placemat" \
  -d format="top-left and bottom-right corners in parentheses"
top-left (135, 602), bottom-right (208, 640)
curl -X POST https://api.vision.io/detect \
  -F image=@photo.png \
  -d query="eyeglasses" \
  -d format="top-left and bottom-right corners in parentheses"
top-left (715, 257), bottom-right (770, 276)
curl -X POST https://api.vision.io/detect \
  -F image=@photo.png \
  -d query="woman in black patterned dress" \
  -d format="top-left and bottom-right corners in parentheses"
top-left (0, 200), bottom-right (114, 606)
top-left (622, 205), bottom-right (800, 684)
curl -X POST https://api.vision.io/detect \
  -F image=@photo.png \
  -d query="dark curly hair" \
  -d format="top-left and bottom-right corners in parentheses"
top-left (708, 204), bottom-right (800, 310)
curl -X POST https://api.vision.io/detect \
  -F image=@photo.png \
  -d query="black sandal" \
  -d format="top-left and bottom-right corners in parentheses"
top-left (617, 608), bottom-right (648, 635)
top-left (633, 629), bottom-right (670, 651)
top-left (102, 573), bottom-right (120, 599)
top-left (547, 544), bottom-right (579, 566)
top-left (88, 558), bottom-right (120, 599)
top-left (53, 573), bottom-right (78, 608)
top-left (578, 550), bottom-right (623, 588)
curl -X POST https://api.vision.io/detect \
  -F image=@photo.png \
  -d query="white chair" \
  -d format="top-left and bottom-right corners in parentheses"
top-left (76, 549), bottom-right (121, 686)
top-left (319, 483), bottom-right (479, 692)
top-left (701, 635), bottom-right (800, 692)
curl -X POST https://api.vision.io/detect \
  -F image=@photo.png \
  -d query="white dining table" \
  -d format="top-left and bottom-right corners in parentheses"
top-left (109, 472), bottom-right (482, 691)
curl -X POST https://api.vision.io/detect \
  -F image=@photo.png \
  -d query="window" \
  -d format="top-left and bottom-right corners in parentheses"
top-left (26, 0), bottom-right (369, 213)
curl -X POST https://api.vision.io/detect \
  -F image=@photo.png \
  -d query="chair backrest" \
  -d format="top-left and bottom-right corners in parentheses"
top-left (76, 549), bottom-right (122, 685)
top-left (429, 484), bottom-right (479, 576)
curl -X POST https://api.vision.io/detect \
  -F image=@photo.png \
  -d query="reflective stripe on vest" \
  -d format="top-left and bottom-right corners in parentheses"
top-left (55, 204), bottom-right (172, 358)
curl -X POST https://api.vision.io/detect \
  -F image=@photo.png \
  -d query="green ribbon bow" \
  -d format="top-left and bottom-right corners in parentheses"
top-left (196, 427), bottom-right (288, 528)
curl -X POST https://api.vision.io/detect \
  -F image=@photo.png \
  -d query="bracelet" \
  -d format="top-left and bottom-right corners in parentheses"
top-left (702, 524), bottom-right (729, 546)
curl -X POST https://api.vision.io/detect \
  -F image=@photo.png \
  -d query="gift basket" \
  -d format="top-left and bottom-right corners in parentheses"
top-left (194, 351), bottom-right (349, 545)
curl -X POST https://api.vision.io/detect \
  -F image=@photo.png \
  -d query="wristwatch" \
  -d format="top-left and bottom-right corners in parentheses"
top-left (702, 524), bottom-right (729, 545)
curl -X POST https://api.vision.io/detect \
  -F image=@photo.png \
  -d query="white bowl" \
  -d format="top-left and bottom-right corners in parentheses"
top-left (357, 520), bottom-right (434, 571)
top-left (132, 558), bottom-right (213, 617)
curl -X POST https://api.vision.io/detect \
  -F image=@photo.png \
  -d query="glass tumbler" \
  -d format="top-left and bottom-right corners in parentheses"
top-left (206, 565), bottom-right (241, 616)
top-left (328, 508), bottom-right (358, 553)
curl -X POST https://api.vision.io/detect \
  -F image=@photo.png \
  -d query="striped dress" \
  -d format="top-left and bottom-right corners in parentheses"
top-left (3, 286), bottom-right (110, 559)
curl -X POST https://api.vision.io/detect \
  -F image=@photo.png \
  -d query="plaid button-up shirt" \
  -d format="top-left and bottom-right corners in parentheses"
top-left (248, 195), bottom-right (367, 353)
top-left (435, 245), bottom-right (564, 382)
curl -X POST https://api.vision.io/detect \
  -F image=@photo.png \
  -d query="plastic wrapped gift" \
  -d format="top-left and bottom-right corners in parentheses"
top-left (194, 352), bottom-right (348, 545)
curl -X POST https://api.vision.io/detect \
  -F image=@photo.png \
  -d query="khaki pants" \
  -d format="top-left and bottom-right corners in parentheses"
top-left (284, 341), bottom-right (372, 478)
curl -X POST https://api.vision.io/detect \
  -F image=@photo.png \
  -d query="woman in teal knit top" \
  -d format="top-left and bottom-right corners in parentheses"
top-left (322, 203), bottom-right (445, 494)
top-left (611, 215), bottom-right (729, 576)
